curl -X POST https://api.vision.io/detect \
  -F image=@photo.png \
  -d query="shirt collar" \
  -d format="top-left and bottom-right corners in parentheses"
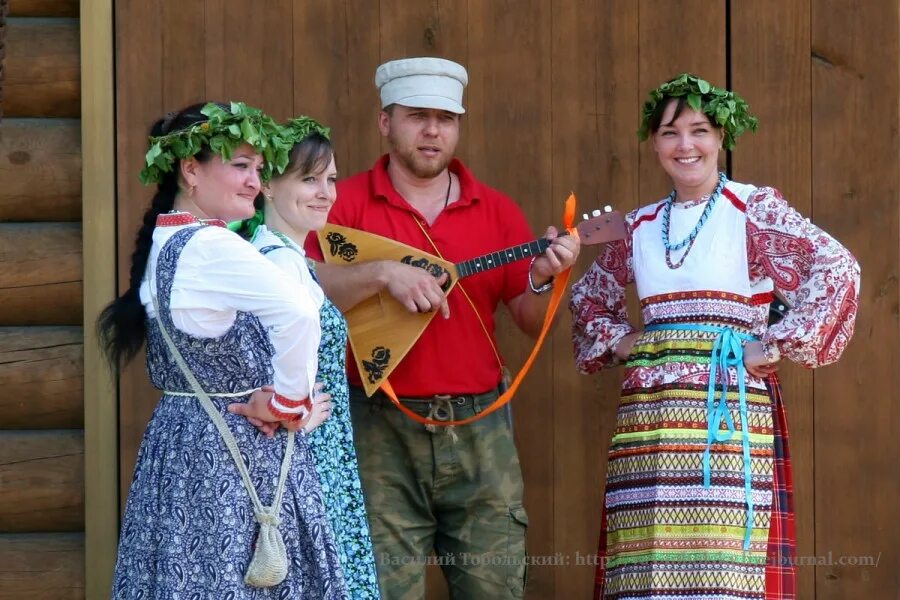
top-left (156, 211), bottom-right (228, 228)
top-left (370, 154), bottom-right (483, 212)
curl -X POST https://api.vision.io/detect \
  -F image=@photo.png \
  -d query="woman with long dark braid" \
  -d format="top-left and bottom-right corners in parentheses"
top-left (99, 102), bottom-right (347, 599)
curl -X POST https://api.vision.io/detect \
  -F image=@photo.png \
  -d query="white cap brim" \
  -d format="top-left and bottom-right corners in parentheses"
top-left (392, 95), bottom-right (465, 114)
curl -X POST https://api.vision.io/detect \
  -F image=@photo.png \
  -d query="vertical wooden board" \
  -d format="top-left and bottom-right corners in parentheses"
top-left (340, 1), bottom-right (382, 176)
top-left (466, 2), bottom-right (553, 598)
top-left (160, 0), bottom-right (204, 108)
top-left (115, 0), bottom-right (165, 505)
top-left (730, 2), bottom-right (815, 597)
top-left (289, 1), bottom-right (380, 181)
top-left (379, 0), bottom-right (466, 63)
top-left (811, 0), bottom-right (899, 597)
top-left (637, 0), bottom-right (726, 203)
top-left (550, 0), bottom-right (640, 597)
top-left (205, 0), bottom-right (293, 119)
top-left (82, 0), bottom-right (119, 594)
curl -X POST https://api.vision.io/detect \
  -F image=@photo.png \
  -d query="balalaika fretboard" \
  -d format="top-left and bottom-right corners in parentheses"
top-left (455, 238), bottom-right (552, 279)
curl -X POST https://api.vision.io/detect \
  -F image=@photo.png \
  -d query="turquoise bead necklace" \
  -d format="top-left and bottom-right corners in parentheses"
top-left (661, 171), bottom-right (727, 269)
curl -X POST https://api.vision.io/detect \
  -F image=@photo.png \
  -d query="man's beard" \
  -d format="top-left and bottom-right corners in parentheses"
top-left (389, 134), bottom-right (452, 179)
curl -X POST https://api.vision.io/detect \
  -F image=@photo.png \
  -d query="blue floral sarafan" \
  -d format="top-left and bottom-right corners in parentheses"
top-left (307, 265), bottom-right (381, 600)
top-left (111, 226), bottom-right (348, 599)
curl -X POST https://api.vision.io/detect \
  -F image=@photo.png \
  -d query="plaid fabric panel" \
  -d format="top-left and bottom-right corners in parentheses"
top-left (764, 374), bottom-right (797, 599)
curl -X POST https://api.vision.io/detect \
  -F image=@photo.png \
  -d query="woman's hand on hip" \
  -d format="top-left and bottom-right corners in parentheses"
top-left (743, 341), bottom-right (780, 379)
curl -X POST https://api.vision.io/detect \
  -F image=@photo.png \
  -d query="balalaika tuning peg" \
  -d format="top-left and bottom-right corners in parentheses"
top-left (583, 213), bottom-right (590, 221)
top-left (604, 205), bottom-right (612, 213)
top-left (591, 209), bottom-right (602, 217)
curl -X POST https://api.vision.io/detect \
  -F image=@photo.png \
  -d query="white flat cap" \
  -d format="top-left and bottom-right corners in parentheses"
top-left (375, 57), bottom-right (468, 114)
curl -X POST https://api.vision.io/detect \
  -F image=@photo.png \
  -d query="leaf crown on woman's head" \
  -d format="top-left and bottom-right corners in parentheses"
top-left (139, 102), bottom-right (293, 185)
top-left (638, 73), bottom-right (759, 150)
top-left (280, 116), bottom-right (331, 146)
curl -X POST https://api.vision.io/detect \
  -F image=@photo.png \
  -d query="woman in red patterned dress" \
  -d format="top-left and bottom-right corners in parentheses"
top-left (570, 74), bottom-right (860, 600)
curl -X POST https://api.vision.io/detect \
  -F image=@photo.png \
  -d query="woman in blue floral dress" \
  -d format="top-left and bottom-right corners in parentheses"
top-left (99, 102), bottom-right (348, 599)
top-left (239, 117), bottom-right (380, 600)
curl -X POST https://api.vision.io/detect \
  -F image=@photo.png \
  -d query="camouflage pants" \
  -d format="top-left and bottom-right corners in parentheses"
top-left (349, 386), bottom-right (528, 600)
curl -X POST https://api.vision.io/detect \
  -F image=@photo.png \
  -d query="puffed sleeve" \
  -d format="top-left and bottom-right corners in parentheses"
top-left (569, 215), bottom-right (637, 373)
top-left (183, 227), bottom-right (321, 418)
top-left (746, 187), bottom-right (860, 368)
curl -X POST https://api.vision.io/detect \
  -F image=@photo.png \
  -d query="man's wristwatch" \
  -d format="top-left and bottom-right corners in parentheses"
top-left (528, 257), bottom-right (554, 295)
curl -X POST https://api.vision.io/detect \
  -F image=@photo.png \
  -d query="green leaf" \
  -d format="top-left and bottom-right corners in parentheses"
top-left (153, 151), bottom-right (171, 170)
top-left (697, 79), bottom-right (711, 94)
top-left (716, 105), bottom-right (730, 125)
top-left (687, 93), bottom-right (702, 112)
top-left (240, 120), bottom-right (259, 144)
top-left (145, 143), bottom-right (162, 164)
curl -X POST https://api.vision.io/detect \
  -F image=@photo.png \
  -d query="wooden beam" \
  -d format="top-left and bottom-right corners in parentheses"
top-left (81, 0), bottom-right (118, 597)
top-left (0, 430), bottom-right (84, 532)
top-left (0, 533), bottom-right (84, 599)
top-left (0, 222), bottom-right (82, 325)
top-left (3, 17), bottom-right (79, 118)
top-left (0, 326), bottom-right (83, 429)
top-left (0, 118), bottom-right (81, 221)
top-left (0, 0), bottom-right (7, 121)
top-left (8, 0), bottom-right (78, 18)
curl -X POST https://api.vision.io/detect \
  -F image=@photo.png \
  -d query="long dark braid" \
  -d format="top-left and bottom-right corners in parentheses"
top-left (97, 102), bottom-right (222, 368)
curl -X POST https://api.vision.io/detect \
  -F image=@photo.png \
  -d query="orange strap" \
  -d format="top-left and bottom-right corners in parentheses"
top-left (379, 193), bottom-right (579, 426)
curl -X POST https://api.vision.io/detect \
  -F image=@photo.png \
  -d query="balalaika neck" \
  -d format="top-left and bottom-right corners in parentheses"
top-left (455, 238), bottom-right (551, 279)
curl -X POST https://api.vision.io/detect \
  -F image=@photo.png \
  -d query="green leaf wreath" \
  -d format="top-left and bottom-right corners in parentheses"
top-left (638, 73), bottom-right (759, 150)
top-left (139, 102), bottom-right (293, 185)
top-left (281, 116), bottom-right (331, 146)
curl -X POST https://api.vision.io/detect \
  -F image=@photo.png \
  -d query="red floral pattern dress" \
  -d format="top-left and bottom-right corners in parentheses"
top-left (570, 182), bottom-right (859, 600)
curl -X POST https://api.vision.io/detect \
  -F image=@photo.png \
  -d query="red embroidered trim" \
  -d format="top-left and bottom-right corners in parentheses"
top-left (723, 187), bottom-right (746, 212)
top-left (631, 202), bottom-right (666, 230)
top-left (641, 290), bottom-right (754, 306)
top-left (156, 213), bottom-right (227, 228)
top-left (268, 393), bottom-right (311, 420)
top-left (269, 394), bottom-right (312, 421)
top-left (750, 292), bottom-right (774, 306)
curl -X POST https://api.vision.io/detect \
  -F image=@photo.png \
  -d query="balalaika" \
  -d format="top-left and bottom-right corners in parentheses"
top-left (317, 209), bottom-right (626, 396)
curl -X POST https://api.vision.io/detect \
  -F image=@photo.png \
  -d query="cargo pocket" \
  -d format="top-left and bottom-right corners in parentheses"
top-left (506, 503), bottom-right (529, 597)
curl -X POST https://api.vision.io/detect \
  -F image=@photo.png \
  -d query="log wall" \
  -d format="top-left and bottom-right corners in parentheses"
top-left (0, 1), bottom-right (86, 598)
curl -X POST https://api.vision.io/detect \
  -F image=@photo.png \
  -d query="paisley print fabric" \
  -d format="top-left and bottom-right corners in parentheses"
top-left (112, 226), bottom-right (348, 599)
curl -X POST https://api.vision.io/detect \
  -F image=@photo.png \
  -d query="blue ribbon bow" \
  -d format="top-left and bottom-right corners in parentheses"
top-left (644, 323), bottom-right (757, 550)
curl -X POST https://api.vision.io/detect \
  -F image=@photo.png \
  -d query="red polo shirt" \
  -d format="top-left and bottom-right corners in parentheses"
top-left (305, 155), bottom-right (534, 396)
